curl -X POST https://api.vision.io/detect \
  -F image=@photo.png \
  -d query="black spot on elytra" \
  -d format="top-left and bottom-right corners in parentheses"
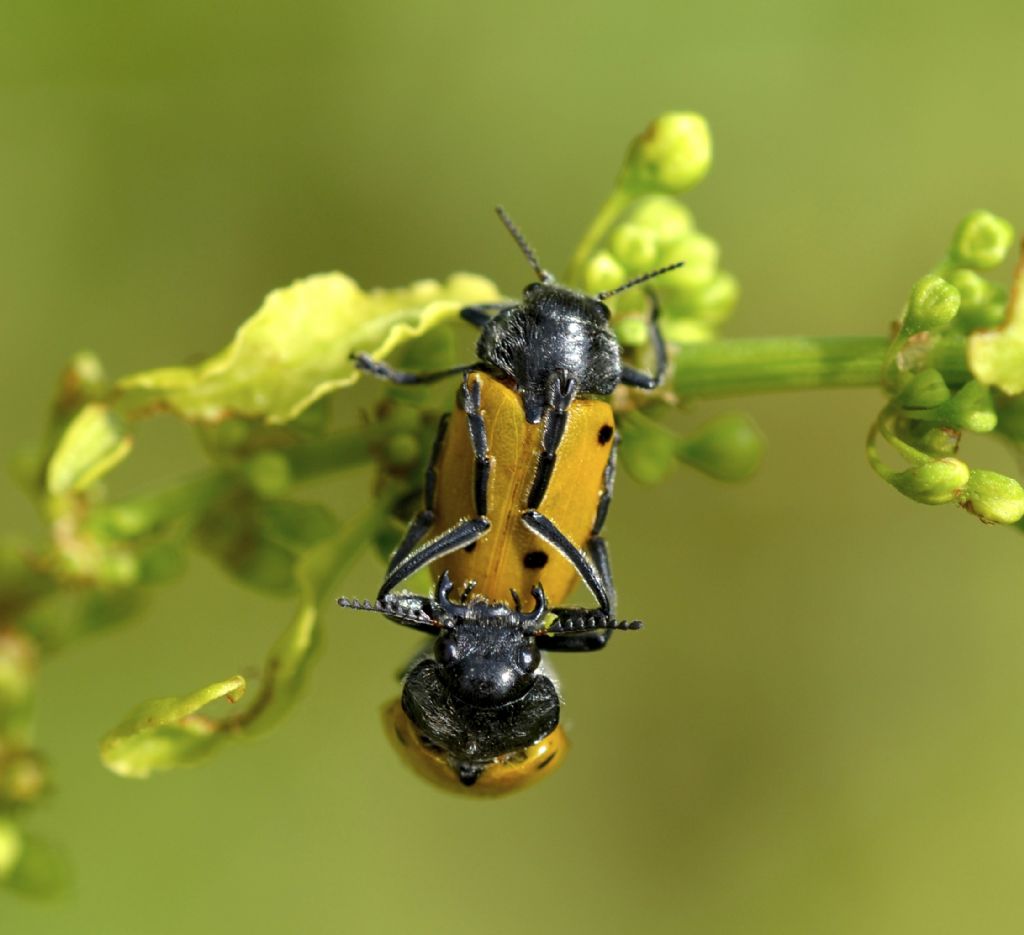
top-left (597, 425), bottom-right (614, 445)
top-left (523, 550), bottom-right (549, 569)
top-left (464, 541), bottom-right (477, 553)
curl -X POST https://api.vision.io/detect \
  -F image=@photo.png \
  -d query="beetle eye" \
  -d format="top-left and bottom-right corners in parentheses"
top-left (518, 645), bottom-right (540, 672)
top-left (523, 282), bottom-right (542, 298)
top-left (595, 301), bottom-right (611, 319)
top-left (434, 637), bottom-right (458, 666)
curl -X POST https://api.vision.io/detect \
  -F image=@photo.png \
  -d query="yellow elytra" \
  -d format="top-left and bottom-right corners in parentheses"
top-left (427, 371), bottom-right (615, 607)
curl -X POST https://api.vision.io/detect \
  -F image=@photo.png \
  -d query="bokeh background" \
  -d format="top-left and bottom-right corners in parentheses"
top-left (4, 2), bottom-right (1024, 932)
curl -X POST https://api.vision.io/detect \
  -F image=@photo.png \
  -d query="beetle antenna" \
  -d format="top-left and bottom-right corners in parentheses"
top-left (495, 206), bottom-right (553, 283)
top-left (542, 614), bottom-right (644, 635)
top-left (595, 261), bottom-right (685, 300)
top-left (337, 595), bottom-right (442, 630)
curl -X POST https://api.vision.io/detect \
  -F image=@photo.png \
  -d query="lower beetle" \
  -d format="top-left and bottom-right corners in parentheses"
top-left (339, 573), bottom-right (641, 794)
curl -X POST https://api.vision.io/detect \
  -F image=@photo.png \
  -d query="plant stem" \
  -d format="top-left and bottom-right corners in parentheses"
top-left (566, 187), bottom-right (633, 286)
top-left (672, 335), bottom-right (970, 398)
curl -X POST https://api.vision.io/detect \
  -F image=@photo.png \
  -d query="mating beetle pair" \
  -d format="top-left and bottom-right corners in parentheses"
top-left (339, 208), bottom-right (680, 793)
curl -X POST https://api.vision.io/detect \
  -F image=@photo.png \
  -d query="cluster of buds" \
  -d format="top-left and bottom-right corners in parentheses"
top-left (869, 212), bottom-right (1024, 524)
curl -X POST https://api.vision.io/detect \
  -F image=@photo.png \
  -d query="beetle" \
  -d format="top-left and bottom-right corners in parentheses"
top-left (338, 572), bottom-right (641, 794)
top-left (356, 208), bottom-right (681, 648)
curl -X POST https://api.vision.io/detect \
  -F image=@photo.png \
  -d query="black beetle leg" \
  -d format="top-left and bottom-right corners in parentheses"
top-left (353, 353), bottom-right (474, 386)
top-left (378, 518), bottom-right (491, 600)
top-left (384, 414), bottom-right (449, 577)
top-left (520, 510), bottom-right (609, 613)
top-left (460, 303), bottom-right (512, 329)
top-left (460, 374), bottom-right (492, 517)
top-left (526, 373), bottom-right (576, 510)
top-left (618, 290), bottom-right (667, 390)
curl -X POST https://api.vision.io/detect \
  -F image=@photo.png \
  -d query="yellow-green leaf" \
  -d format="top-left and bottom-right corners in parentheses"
top-left (45, 403), bottom-right (133, 495)
top-left (100, 676), bottom-right (246, 779)
top-left (119, 271), bottom-right (500, 425)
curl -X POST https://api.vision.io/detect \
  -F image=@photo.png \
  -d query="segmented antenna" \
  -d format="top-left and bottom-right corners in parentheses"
top-left (495, 206), bottom-right (553, 283)
top-left (595, 261), bottom-right (685, 300)
top-left (543, 614), bottom-right (644, 635)
top-left (336, 595), bottom-right (441, 629)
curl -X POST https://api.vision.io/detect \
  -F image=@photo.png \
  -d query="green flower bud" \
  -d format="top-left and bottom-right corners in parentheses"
top-left (584, 250), bottom-right (626, 296)
top-left (205, 418), bottom-right (252, 451)
top-left (96, 547), bottom-right (140, 588)
top-left (0, 749), bottom-right (48, 805)
top-left (919, 380), bottom-right (997, 433)
top-left (947, 269), bottom-right (993, 311)
top-left (628, 195), bottom-right (694, 245)
top-left (903, 275), bottom-right (960, 334)
top-left (688, 272), bottom-right (741, 328)
top-left (56, 350), bottom-right (108, 415)
top-left (657, 234), bottom-right (720, 298)
top-left (950, 211), bottom-right (1015, 270)
top-left (896, 368), bottom-right (951, 409)
top-left (661, 318), bottom-right (713, 345)
top-left (889, 458), bottom-right (970, 505)
top-left (244, 451), bottom-right (292, 497)
top-left (610, 223), bottom-right (659, 273)
top-left (621, 112), bottom-right (712, 195)
top-left (677, 413), bottom-right (764, 481)
top-left (618, 412), bottom-right (677, 485)
top-left (957, 469), bottom-right (1024, 524)
top-left (0, 818), bottom-right (23, 880)
top-left (137, 542), bottom-right (187, 585)
top-left (614, 315), bottom-right (650, 348)
top-left (385, 432), bottom-right (421, 468)
top-left (893, 419), bottom-right (961, 457)
top-left (0, 630), bottom-right (37, 713)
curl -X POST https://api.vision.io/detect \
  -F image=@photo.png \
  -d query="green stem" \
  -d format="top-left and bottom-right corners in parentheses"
top-left (566, 187), bottom-right (633, 286)
top-left (672, 335), bottom-right (970, 398)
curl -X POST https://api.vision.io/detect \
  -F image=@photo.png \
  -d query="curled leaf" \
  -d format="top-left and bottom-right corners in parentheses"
top-left (100, 676), bottom-right (246, 779)
top-left (119, 272), bottom-right (499, 425)
top-left (45, 403), bottom-right (133, 495)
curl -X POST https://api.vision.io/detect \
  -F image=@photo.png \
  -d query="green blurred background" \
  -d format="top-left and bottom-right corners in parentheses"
top-left (4, 2), bottom-right (1024, 932)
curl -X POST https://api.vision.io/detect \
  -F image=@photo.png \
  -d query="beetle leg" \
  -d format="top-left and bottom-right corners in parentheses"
top-left (460, 302), bottom-right (513, 329)
top-left (526, 373), bottom-right (576, 510)
top-left (378, 518), bottom-right (491, 600)
top-left (460, 374), bottom-right (492, 517)
top-left (353, 353), bottom-right (474, 386)
top-left (618, 290), bottom-right (667, 390)
top-left (591, 435), bottom-right (618, 537)
top-left (520, 510), bottom-right (609, 613)
top-left (385, 414), bottom-right (449, 576)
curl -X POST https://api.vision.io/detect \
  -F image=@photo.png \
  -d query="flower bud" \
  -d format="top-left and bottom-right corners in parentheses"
top-left (677, 413), bottom-right (764, 481)
top-left (921, 380), bottom-right (997, 433)
top-left (889, 458), bottom-right (970, 505)
top-left (950, 211), bottom-right (1015, 270)
top-left (903, 275), bottom-right (960, 334)
top-left (618, 413), bottom-right (677, 485)
top-left (628, 195), bottom-right (694, 245)
top-left (957, 470), bottom-right (1024, 524)
top-left (896, 368), bottom-right (950, 410)
top-left (610, 223), bottom-right (659, 274)
top-left (657, 234), bottom-right (719, 298)
top-left (584, 250), bottom-right (626, 296)
top-left (893, 419), bottom-right (961, 457)
top-left (688, 272), bottom-right (741, 328)
top-left (621, 112), bottom-right (712, 195)
top-left (0, 818), bottom-right (23, 880)
top-left (244, 451), bottom-right (292, 497)
top-left (385, 433), bottom-right (420, 469)
top-left (614, 315), bottom-right (650, 348)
